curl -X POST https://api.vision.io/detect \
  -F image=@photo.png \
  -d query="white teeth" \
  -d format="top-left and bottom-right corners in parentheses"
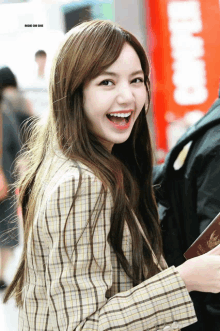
top-left (108, 112), bottom-right (131, 118)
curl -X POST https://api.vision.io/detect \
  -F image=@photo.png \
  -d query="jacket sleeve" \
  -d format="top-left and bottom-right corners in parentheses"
top-left (44, 172), bottom-right (197, 331)
top-left (195, 130), bottom-right (220, 324)
top-left (196, 146), bottom-right (220, 233)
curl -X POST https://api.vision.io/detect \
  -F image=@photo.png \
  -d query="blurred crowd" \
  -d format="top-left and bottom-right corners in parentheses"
top-left (0, 50), bottom-right (48, 291)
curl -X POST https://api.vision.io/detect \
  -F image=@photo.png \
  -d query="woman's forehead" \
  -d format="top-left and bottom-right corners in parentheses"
top-left (95, 44), bottom-right (143, 76)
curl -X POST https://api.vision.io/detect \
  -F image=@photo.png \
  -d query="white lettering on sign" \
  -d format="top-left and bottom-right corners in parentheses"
top-left (167, 1), bottom-right (208, 105)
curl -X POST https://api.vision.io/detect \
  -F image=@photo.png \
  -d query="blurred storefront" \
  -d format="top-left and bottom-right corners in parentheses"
top-left (146, 0), bottom-right (220, 162)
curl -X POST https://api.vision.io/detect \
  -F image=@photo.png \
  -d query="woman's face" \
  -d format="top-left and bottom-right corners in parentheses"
top-left (83, 42), bottom-right (147, 151)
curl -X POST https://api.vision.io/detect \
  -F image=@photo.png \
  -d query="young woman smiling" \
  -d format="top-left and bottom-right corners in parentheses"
top-left (4, 20), bottom-right (220, 331)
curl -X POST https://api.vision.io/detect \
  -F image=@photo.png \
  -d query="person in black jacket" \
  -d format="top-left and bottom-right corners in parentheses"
top-left (153, 87), bottom-right (220, 331)
top-left (0, 66), bottom-right (33, 136)
top-left (0, 88), bottom-right (21, 290)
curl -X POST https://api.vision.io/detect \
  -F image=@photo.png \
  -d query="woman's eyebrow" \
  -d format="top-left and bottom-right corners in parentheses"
top-left (99, 71), bottom-right (118, 77)
top-left (99, 69), bottom-right (144, 77)
top-left (131, 70), bottom-right (144, 76)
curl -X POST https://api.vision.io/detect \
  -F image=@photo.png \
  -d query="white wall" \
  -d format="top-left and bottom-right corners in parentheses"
top-left (114, 0), bottom-right (147, 48)
top-left (0, 2), bottom-right (65, 88)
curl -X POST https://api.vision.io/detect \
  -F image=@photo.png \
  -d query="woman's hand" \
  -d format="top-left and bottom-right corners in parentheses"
top-left (176, 244), bottom-right (220, 293)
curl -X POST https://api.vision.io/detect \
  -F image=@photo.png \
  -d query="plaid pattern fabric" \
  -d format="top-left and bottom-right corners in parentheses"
top-left (18, 152), bottom-right (197, 330)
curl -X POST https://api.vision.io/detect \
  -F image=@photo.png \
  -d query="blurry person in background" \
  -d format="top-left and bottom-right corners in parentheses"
top-left (153, 86), bottom-right (220, 330)
top-left (24, 50), bottom-right (49, 118)
top-left (0, 66), bottom-right (33, 134)
top-left (0, 86), bottom-right (20, 291)
top-left (35, 50), bottom-right (47, 80)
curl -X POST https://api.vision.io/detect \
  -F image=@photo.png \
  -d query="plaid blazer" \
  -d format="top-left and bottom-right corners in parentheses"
top-left (19, 151), bottom-right (197, 331)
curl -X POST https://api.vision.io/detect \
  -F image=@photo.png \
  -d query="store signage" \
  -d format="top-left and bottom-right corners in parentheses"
top-left (146, 0), bottom-right (220, 161)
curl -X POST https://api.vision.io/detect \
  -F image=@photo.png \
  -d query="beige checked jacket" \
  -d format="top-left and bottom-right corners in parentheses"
top-left (19, 150), bottom-right (197, 331)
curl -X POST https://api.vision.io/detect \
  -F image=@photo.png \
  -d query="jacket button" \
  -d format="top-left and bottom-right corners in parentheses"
top-left (172, 321), bottom-right (180, 329)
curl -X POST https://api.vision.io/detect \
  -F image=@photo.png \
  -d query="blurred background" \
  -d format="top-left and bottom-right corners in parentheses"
top-left (0, 0), bottom-right (220, 329)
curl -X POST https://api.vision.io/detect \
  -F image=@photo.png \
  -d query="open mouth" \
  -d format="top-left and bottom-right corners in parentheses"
top-left (106, 112), bottom-right (132, 126)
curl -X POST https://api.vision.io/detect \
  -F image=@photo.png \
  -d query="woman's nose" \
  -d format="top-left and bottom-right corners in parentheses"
top-left (116, 84), bottom-right (134, 105)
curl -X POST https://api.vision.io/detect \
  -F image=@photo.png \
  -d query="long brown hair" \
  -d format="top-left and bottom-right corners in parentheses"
top-left (4, 20), bottom-right (164, 306)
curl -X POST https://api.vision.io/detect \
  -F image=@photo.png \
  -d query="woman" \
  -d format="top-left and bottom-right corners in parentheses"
top-left (4, 20), bottom-right (220, 330)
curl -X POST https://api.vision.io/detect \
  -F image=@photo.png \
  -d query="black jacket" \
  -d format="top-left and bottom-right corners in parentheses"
top-left (153, 91), bottom-right (220, 331)
top-left (2, 110), bottom-right (20, 184)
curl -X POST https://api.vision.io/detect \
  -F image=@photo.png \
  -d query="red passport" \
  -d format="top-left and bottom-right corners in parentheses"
top-left (184, 212), bottom-right (220, 260)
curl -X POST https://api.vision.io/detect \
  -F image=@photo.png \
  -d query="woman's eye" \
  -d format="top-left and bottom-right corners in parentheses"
top-left (132, 78), bottom-right (144, 84)
top-left (100, 80), bottom-right (114, 86)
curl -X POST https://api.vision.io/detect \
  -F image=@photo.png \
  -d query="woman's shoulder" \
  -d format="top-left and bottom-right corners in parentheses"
top-left (53, 152), bottom-right (99, 181)
top-left (38, 153), bottom-right (111, 216)
top-left (41, 150), bottom-right (103, 199)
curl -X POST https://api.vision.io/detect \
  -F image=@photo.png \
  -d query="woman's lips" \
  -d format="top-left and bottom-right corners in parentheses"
top-left (106, 111), bottom-right (133, 130)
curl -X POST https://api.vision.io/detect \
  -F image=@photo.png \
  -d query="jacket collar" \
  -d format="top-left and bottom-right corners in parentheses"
top-left (163, 96), bottom-right (220, 173)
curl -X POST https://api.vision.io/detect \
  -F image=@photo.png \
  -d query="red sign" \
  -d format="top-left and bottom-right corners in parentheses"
top-left (145, 0), bottom-right (220, 161)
